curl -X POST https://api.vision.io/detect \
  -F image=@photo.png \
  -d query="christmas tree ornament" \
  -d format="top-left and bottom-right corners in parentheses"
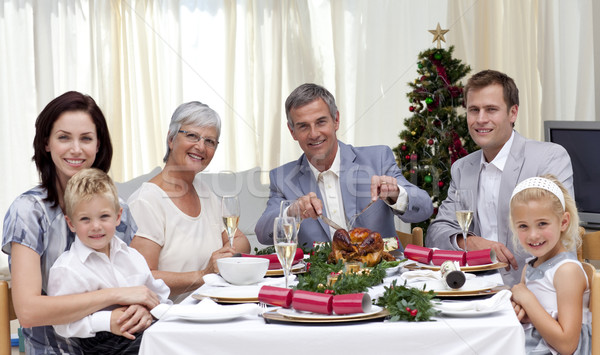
top-left (428, 139), bottom-right (434, 145)
top-left (405, 155), bottom-right (411, 160)
top-left (411, 131), bottom-right (416, 136)
top-left (434, 52), bottom-right (442, 60)
top-left (428, 23), bottom-right (449, 49)
top-left (425, 97), bottom-right (433, 105)
top-left (401, 145), bottom-right (407, 151)
top-left (424, 175), bottom-right (433, 183)
top-left (409, 106), bottom-right (415, 112)
top-left (438, 181), bottom-right (444, 188)
top-left (415, 101), bottom-right (424, 112)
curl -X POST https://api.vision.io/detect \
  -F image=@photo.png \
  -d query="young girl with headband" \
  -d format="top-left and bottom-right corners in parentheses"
top-left (509, 174), bottom-right (591, 354)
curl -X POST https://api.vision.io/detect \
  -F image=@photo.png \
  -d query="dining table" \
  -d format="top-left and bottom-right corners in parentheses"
top-left (139, 266), bottom-right (526, 355)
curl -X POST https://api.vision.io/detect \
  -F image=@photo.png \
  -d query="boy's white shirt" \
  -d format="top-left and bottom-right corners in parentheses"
top-left (47, 236), bottom-right (172, 338)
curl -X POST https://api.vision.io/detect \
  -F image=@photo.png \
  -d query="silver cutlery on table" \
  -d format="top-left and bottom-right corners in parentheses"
top-left (319, 214), bottom-right (344, 231)
top-left (347, 199), bottom-right (377, 228)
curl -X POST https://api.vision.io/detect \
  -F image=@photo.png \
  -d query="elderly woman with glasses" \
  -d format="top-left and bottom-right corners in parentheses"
top-left (128, 101), bottom-right (250, 302)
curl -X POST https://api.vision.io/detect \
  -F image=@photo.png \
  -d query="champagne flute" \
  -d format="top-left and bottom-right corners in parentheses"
top-left (222, 195), bottom-right (240, 248)
top-left (455, 189), bottom-right (474, 254)
top-left (279, 200), bottom-right (302, 233)
top-left (273, 216), bottom-right (298, 289)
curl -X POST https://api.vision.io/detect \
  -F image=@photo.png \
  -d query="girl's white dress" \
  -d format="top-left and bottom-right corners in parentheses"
top-left (523, 251), bottom-right (591, 354)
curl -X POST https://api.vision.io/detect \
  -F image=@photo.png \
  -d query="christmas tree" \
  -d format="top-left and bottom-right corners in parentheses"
top-left (393, 27), bottom-right (477, 234)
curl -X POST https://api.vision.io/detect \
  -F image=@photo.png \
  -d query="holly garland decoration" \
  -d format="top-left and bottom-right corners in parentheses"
top-left (294, 244), bottom-right (439, 322)
top-left (393, 45), bottom-right (477, 235)
top-left (375, 280), bottom-right (440, 322)
top-left (294, 243), bottom-right (388, 295)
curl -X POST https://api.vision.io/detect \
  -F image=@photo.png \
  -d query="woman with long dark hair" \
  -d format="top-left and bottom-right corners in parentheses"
top-left (2, 91), bottom-right (160, 354)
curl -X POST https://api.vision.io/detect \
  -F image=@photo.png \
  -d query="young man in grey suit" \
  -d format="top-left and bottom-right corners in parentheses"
top-left (426, 70), bottom-right (574, 286)
top-left (255, 83), bottom-right (433, 249)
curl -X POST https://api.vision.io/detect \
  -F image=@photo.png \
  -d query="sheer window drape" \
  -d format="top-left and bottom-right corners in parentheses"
top-left (1, 0), bottom-right (599, 272)
top-left (448, 0), bottom-right (597, 140)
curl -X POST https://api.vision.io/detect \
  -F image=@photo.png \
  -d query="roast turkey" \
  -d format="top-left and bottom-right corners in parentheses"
top-left (328, 227), bottom-right (395, 266)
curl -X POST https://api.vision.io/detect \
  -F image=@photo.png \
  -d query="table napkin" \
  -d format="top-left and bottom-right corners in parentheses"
top-left (399, 269), bottom-right (475, 283)
top-left (434, 289), bottom-right (512, 312)
top-left (151, 298), bottom-right (261, 321)
top-left (203, 273), bottom-right (297, 287)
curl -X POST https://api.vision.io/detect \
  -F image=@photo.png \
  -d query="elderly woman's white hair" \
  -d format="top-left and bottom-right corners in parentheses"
top-left (163, 101), bottom-right (221, 163)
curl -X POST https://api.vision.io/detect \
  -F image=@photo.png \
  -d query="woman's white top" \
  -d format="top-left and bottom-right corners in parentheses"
top-left (128, 176), bottom-right (224, 275)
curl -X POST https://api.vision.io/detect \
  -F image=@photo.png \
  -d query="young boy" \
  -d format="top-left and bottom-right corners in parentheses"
top-left (47, 168), bottom-right (172, 354)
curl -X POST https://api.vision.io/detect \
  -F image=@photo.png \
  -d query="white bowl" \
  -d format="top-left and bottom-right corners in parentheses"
top-left (217, 257), bottom-right (269, 285)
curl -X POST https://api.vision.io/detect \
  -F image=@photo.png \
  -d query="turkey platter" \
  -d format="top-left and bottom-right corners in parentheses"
top-left (328, 227), bottom-right (395, 267)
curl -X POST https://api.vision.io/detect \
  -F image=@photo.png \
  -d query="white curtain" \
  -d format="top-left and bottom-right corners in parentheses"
top-left (448, 0), bottom-right (598, 140)
top-left (1, 0), bottom-right (599, 272)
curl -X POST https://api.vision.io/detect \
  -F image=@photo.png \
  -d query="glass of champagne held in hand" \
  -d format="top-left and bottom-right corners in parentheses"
top-left (222, 195), bottom-right (240, 248)
top-left (273, 216), bottom-right (298, 289)
top-left (455, 189), bottom-right (474, 254)
top-left (279, 200), bottom-right (302, 233)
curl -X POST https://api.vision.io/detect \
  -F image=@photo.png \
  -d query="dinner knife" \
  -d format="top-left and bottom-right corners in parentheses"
top-left (388, 248), bottom-right (404, 259)
top-left (319, 214), bottom-right (344, 231)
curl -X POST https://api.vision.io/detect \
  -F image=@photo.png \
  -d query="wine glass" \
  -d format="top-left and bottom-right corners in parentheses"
top-left (273, 216), bottom-right (298, 289)
top-left (222, 195), bottom-right (240, 248)
top-left (455, 189), bottom-right (474, 254)
top-left (279, 200), bottom-right (302, 233)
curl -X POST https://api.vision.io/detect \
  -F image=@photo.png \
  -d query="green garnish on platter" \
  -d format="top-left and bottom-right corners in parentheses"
top-left (292, 243), bottom-right (439, 322)
top-left (378, 259), bottom-right (404, 268)
top-left (294, 243), bottom-right (386, 295)
top-left (254, 243), bottom-right (311, 255)
top-left (254, 245), bottom-right (276, 255)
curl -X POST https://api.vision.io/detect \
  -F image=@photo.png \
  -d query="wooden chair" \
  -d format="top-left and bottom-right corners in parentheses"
top-left (592, 268), bottom-right (600, 355)
top-left (0, 280), bottom-right (17, 355)
top-left (582, 262), bottom-right (599, 355)
top-left (581, 230), bottom-right (600, 262)
top-left (396, 227), bottom-right (423, 248)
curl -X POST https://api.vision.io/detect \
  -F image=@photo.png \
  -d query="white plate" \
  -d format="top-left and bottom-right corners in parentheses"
top-left (409, 278), bottom-right (497, 296)
top-left (175, 312), bottom-right (248, 322)
top-left (277, 305), bottom-right (383, 320)
top-left (434, 307), bottom-right (501, 317)
top-left (266, 263), bottom-right (305, 276)
top-left (156, 302), bottom-right (259, 322)
top-left (194, 285), bottom-right (260, 300)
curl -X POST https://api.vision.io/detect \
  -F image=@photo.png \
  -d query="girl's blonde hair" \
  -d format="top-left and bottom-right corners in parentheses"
top-left (509, 174), bottom-right (580, 251)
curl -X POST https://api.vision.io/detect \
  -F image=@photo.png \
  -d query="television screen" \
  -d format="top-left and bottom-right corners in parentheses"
top-left (544, 121), bottom-right (600, 229)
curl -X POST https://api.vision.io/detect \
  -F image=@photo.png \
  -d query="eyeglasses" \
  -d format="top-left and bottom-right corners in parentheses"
top-left (178, 130), bottom-right (219, 149)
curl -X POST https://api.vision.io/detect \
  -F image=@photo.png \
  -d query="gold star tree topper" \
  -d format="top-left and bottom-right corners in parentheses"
top-left (429, 23), bottom-right (449, 49)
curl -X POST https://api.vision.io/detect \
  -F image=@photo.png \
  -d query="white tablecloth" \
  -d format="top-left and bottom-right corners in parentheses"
top-left (140, 273), bottom-right (525, 355)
